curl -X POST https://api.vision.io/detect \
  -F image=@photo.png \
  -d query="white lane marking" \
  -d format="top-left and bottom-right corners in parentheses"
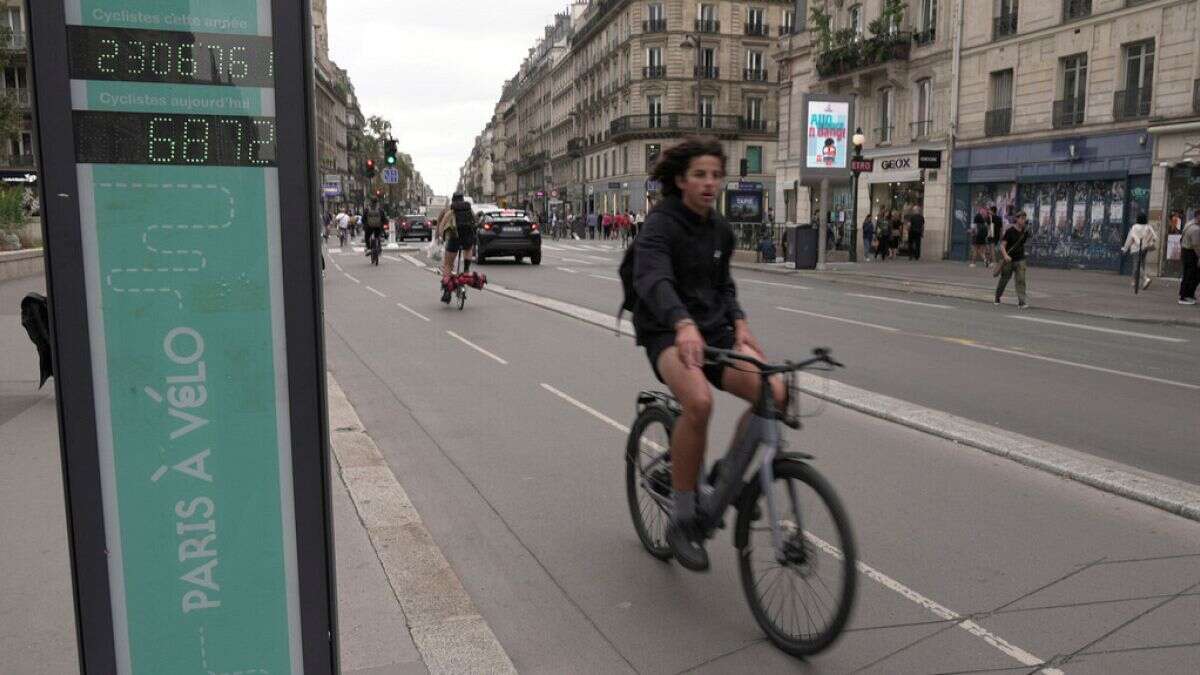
top-left (804, 534), bottom-right (1062, 674)
top-left (333, 263), bottom-right (343, 272)
top-left (957, 341), bottom-right (1200, 391)
top-left (1007, 315), bottom-right (1187, 344)
top-left (557, 244), bottom-right (585, 251)
top-left (396, 302), bottom-right (431, 322)
top-left (366, 286), bottom-right (387, 298)
top-left (543, 381), bottom-right (1059, 672)
top-left (556, 267), bottom-right (580, 274)
top-left (400, 254), bottom-right (427, 268)
top-left (847, 293), bottom-right (954, 309)
top-left (559, 257), bottom-right (593, 265)
top-left (540, 384), bottom-right (629, 433)
top-left (327, 248), bottom-right (342, 254)
top-left (590, 274), bottom-right (620, 282)
top-left (344, 273), bottom-right (361, 284)
top-left (446, 331), bottom-right (508, 365)
top-left (739, 278), bottom-right (812, 290)
top-left (541, 244), bottom-right (566, 251)
top-left (582, 254), bottom-right (615, 262)
top-left (777, 306), bottom-right (899, 332)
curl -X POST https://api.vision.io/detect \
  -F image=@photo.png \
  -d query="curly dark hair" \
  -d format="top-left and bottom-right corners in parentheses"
top-left (650, 136), bottom-right (727, 199)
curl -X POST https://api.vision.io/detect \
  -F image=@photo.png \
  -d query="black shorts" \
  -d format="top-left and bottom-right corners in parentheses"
top-left (445, 234), bottom-right (476, 253)
top-left (643, 325), bottom-right (735, 390)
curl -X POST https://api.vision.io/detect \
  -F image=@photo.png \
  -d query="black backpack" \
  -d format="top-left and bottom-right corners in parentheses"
top-left (616, 245), bottom-right (637, 335)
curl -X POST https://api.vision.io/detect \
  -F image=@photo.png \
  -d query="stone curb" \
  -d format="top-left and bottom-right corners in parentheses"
top-left (730, 261), bottom-right (1200, 329)
top-left (326, 375), bottom-right (517, 674)
top-left (472, 275), bottom-right (1200, 524)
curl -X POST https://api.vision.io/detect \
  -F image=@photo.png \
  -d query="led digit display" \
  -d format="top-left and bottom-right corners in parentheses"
top-left (67, 26), bottom-right (274, 87)
top-left (74, 111), bottom-right (277, 166)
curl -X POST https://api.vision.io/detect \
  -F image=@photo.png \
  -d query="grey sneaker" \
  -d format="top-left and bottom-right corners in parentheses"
top-left (1179, 298), bottom-right (1197, 305)
top-left (1018, 302), bottom-right (1029, 309)
top-left (666, 519), bottom-right (710, 572)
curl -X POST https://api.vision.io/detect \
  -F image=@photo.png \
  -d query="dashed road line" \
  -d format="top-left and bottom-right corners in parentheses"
top-left (366, 286), bottom-right (387, 298)
top-left (446, 331), bottom-right (508, 365)
top-left (1007, 315), bottom-right (1187, 344)
top-left (556, 267), bottom-right (579, 274)
top-left (539, 383), bottom-right (629, 433)
top-left (559, 257), bottom-right (593, 265)
top-left (738, 278), bottom-right (812, 290)
top-left (589, 274), bottom-right (619, 282)
top-left (777, 306), bottom-right (899, 332)
top-left (951, 340), bottom-right (1200, 391)
top-left (847, 293), bottom-right (954, 309)
top-left (344, 273), bottom-right (361, 284)
top-left (396, 301), bottom-right (431, 322)
top-left (400, 254), bottom-right (427, 268)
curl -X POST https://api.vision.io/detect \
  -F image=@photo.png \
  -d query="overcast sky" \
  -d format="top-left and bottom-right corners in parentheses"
top-left (328, 1), bottom-right (567, 195)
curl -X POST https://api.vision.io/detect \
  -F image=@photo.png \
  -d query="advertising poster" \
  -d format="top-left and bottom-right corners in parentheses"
top-left (806, 100), bottom-right (849, 170)
top-left (1109, 182), bottom-right (1125, 224)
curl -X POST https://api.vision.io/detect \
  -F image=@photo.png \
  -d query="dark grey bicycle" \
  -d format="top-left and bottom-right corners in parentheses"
top-left (625, 347), bottom-right (858, 657)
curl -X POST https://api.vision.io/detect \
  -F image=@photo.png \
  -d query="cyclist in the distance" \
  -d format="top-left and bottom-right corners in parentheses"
top-left (436, 193), bottom-right (478, 303)
top-left (633, 136), bottom-right (786, 572)
top-left (362, 198), bottom-right (388, 257)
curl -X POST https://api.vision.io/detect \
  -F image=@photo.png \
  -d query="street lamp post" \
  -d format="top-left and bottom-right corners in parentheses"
top-left (850, 127), bottom-right (866, 263)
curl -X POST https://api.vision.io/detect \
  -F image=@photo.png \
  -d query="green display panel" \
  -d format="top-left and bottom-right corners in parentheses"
top-left (65, 1), bottom-right (299, 672)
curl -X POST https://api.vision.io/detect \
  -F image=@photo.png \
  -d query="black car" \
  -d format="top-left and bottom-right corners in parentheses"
top-left (476, 210), bottom-right (541, 265)
top-left (398, 215), bottom-right (433, 241)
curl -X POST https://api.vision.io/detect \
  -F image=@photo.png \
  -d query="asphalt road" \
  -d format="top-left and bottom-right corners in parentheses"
top-left (403, 237), bottom-right (1200, 487)
top-left (322, 244), bottom-right (1200, 673)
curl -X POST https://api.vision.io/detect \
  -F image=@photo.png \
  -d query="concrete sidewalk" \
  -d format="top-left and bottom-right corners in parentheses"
top-left (0, 274), bottom-right (507, 674)
top-left (734, 257), bottom-right (1200, 327)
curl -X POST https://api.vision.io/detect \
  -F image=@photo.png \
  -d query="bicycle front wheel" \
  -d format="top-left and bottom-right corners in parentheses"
top-left (735, 460), bottom-right (857, 657)
top-left (625, 407), bottom-right (674, 560)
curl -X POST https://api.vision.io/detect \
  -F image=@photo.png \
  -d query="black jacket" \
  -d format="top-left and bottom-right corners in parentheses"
top-left (632, 196), bottom-right (745, 342)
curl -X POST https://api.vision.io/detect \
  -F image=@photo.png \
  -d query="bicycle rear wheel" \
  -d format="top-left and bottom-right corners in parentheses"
top-left (625, 407), bottom-right (674, 560)
top-left (735, 460), bottom-right (857, 657)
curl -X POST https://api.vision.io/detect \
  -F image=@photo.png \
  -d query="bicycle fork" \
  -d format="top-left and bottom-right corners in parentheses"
top-left (757, 421), bottom-right (804, 564)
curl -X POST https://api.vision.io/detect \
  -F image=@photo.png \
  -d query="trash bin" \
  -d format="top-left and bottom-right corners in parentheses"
top-left (791, 226), bottom-right (818, 270)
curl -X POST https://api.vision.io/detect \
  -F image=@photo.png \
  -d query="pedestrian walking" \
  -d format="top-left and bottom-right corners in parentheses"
top-left (1179, 210), bottom-right (1200, 305)
top-left (908, 206), bottom-right (925, 261)
top-left (889, 210), bottom-right (903, 260)
top-left (587, 211), bottom-right (598, 239)
top-left (634, 209), bottom-right (645, 238)
top-left (995, 211), bottom-right (1030, 308)
top-left (970, 206), bottom-right (992, 267)
top-left (989, 206), bottom-right (1004, 260)
top-left (862, 213), bottom-right (875, 261)
top-left (1121, 212), bottom-right (1157, 291)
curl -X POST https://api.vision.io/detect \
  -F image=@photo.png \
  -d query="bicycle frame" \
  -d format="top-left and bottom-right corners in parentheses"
top-left (697, 374), bottom-right (798, 560)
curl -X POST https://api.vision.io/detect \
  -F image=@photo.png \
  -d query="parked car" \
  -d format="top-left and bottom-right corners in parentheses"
top-left (399, 215), bottom-right (433, 241)
top-left (475, 209), bottom-right (541, 265)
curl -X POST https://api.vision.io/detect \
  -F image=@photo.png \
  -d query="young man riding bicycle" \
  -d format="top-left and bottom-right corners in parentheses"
top-left (632, 136), bottom-right (786, 572)
top-left (362, 199), bottom-right (388, 258)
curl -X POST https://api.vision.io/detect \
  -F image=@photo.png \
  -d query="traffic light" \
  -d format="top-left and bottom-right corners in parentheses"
top-left (365, 158), bottom-right (376, 177)
top-left (375, 189), bottom-right (383, 198)
top-left (384, 139), bottom-right (398, 166)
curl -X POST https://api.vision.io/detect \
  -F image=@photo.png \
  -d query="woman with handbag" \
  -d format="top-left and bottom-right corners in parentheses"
top-left (1121, 212), bottom-right (1158, 291)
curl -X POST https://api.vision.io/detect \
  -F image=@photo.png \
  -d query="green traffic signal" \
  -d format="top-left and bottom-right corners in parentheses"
top-left (385, 139), bottom-right (398, 166)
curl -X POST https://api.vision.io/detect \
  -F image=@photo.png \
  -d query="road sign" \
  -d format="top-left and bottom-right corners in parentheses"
top-left (851, 158), bottom-right (875, 173)
top-left (381, 167), bottom-right (400, 184)
top-left (29, 2), bottom-right (337, 673)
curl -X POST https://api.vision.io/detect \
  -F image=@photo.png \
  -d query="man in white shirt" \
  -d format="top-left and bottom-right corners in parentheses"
top-left (1121, 212), bottom-right (1158, 291)
top-left (334, 208), bottom-right (350, 246)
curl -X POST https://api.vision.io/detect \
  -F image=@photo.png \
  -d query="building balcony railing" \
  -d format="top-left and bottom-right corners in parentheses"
top-left (567, 138), bottom-right (586, 157)
top-left (695, 66), bottom-right (719, 79)
top-left (780, 24), bottom-right (794, 36)
top-left (1113, 87), bottom-right (1151, 121)
top-left (816, 33), bottom-right (911, 79)
top-left (912, 28), bottom-right (935, 46)
top-left (743, 68), bottom-right (767, 82)
top-left (1052, 99), bottom-right (1085, 128)
top-left (874, 126), bottom-right (895, 143)
top-left (744, 23), bottom-right (770, 37)
top-left (643, 65), bottom-right (666, 79)
top-left (610, 113), bottom-right (775, 139)
top-left (739, 117), bottom-right (775, 133)
top-left (1194, 79), bottom-right (1200, 114)
top-left (1063, 0), bottom-right (1091, 21)
top-left (2, 32), bottom-right (25, 50)
top-left (643, 19), bottom-right (667, 33)
top-left (993, 12), bottom-right (1018, 40)
top-left (985, 108), bottom-right (1012, 137)
top-left (0, 154), bottom-right (33, 168)
top-left (695, 19), bottom-right (720, 33)
top-left (911, 119), bottom-right (934, 139)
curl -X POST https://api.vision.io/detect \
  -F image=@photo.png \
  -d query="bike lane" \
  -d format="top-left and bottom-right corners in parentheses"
top-left (321, 257), bottom-right (1199, 673)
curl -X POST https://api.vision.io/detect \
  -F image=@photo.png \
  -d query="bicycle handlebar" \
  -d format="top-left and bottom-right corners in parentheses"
top-left (703, 346), bottom-right (843, 374)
